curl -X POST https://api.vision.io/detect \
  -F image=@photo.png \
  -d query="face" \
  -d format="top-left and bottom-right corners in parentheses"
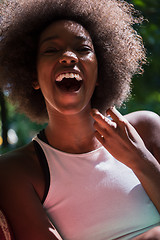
top-left (36, 20), bottom-right (98, 116)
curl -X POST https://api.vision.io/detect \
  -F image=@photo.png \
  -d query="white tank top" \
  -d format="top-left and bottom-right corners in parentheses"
top-left (34, 136), bottom-right (160, 240)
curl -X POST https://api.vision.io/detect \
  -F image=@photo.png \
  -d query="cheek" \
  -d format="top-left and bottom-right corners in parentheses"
top-left (37, 59), bottom-right (52, 84)
top-left (83, 54), bottom-right (98, 77)
top-left (89, 56), bottom-right (98, 82)
top-left (85, 59), bottom-right (98, 97)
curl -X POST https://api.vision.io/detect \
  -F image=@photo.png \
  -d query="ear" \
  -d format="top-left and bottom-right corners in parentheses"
top-left (32, 81), bottom-right (40, 90)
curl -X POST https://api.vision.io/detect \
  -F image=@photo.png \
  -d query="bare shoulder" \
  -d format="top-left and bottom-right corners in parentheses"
top-left (0, 142), bottom-right (45, 201)
top-left (125, 110), bottom-right (160, 161)
top-left (0, 142), bottom-right (35, 171)
top-left (0, 143), bottom-right (34, 184)
top-left (124, 110), bottom-right (160, 137)
top-left (0, 142), bottom-right (38, 182)
top-left (125, 110), bottom-right (160, 126)
top-left (0, 143), bottom-right (54, 240)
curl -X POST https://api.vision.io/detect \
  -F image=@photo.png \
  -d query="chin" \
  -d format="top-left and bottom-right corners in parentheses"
top-left (56, 103), bottom-right (91, 116)
top-left (58, 108), bottom-right (84, 116)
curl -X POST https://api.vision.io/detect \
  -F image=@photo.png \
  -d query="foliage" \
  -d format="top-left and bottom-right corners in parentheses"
top-left (0, 0), bottom-right (160, 153)
top-left (0, 97), bottom-right (46, 153)
top-left (121, 0), bottom-right (160, 114)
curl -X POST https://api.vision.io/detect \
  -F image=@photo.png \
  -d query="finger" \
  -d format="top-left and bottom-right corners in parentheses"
top-left (107, 107), bottom-right (127, 125)
top-left (123, 119), bottom-right (145, 145)
top-left (90, 108), bottom-right (106, 125)
top-left (94, 121), bottom-right (108, 138)
top-left (94, 130), bottom-right (106, 145)
top-left (107, 108), bottom-right (136, 141)
top-left (90, 109), bottom-right (117, 129)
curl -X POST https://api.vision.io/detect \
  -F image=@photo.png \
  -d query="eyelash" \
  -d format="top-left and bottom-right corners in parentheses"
top-left (41, 45), bottom-right (93, 55)
top-left (43, 48), bottom-right (59, 54)
top-left (77, 46), bottom-right (92, 52)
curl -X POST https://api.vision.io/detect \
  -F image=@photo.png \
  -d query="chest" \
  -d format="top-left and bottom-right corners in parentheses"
top-left (41, 146), bottom-right (160, 240)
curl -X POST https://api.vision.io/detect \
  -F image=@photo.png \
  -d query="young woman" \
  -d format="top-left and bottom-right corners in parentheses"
top-left (0, 0), bottom-right (160, 239)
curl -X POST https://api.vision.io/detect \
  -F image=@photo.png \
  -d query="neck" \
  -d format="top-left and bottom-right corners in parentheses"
top-left (45, 108), bottom-right (101, 154)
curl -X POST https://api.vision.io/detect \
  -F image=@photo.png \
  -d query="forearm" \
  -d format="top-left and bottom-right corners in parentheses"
top-left (133, 147), bottom-right (160, 213)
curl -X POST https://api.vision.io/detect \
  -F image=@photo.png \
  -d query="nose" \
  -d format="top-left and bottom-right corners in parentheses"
top-left (59, 50), bottom-right (78, 64)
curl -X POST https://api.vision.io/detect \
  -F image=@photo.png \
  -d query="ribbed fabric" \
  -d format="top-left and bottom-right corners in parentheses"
top-left (34, 136), bottom-right (160, 240)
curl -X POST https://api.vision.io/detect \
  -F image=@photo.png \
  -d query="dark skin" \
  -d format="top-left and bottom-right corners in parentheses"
top-left (0, 20), bottom-right (160, 240)
top-left (0, 111), bottom-right (160, 240)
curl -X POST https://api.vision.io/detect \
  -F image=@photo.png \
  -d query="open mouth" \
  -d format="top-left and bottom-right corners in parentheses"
top-left (55, 73), bottom-right (83, 92)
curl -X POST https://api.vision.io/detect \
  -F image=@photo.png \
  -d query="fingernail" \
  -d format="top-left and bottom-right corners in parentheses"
top-left (90, 108), bottom-right (99, 116)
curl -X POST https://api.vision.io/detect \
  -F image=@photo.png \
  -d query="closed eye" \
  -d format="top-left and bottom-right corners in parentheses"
top-left (42, 48), bottom-right (60, 55)
top-left (77, 46), bottom-right (93, 53)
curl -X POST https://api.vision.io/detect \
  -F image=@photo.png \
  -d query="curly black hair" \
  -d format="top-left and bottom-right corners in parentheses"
top-left (0, 0), bottom-right (146, 123)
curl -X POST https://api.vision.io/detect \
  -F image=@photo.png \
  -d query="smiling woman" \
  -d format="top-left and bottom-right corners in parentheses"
top-left (0, 0), bottom-right (145, 122)
top-left (36, 20), bottom-right (98, 115)
top-left (0, 0), bottom-right (160, 240)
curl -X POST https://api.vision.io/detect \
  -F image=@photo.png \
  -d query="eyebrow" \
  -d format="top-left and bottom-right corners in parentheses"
top-left (39, 35), bottom-right (92, 46)
top-left (75, 35), bottom-right (92, 42)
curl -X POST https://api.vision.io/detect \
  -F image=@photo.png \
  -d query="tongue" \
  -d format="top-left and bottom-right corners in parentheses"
top-left (56, 78), bottom-right (82, 92)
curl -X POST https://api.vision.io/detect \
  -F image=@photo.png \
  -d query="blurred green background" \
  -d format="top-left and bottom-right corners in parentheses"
top-left (0, 0), bottom-right (160, 154)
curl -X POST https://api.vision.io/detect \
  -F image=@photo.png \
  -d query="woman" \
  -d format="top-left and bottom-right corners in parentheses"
top-left (0, 0), bottom-right (160, 239)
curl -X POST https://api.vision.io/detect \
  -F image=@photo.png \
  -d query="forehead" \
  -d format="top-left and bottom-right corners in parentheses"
top-left (39, 20), bottom-right (92, 43)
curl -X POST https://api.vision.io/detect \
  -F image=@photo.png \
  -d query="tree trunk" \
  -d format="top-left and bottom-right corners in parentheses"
top-left (0, 90), bottom-right (9, 148)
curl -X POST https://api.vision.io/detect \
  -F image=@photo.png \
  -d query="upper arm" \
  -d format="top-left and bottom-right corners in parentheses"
top-left (125, 110), bottom-right (160, 164)
top-left (0, 152), bottom-right (59, 240)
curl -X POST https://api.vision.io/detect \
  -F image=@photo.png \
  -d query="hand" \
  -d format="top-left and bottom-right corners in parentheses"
top-left (132, 226), bottom-right (160, 239)
top-left (90, 107), bottom-right (147, 170)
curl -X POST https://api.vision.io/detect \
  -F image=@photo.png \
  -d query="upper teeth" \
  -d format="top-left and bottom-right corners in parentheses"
top-left (56, 73), bottom-right (82, 82)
